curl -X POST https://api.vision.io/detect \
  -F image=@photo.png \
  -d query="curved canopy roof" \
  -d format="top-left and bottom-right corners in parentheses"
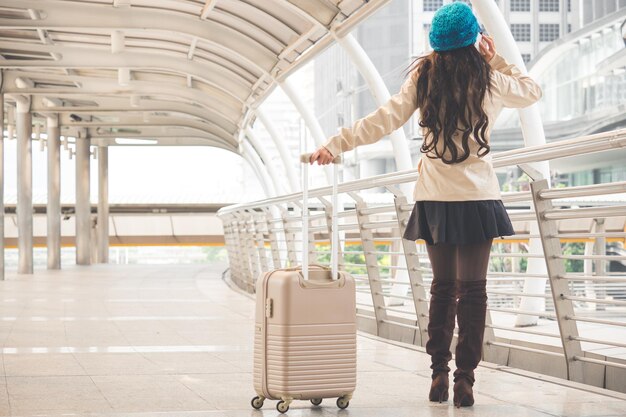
top-left (0, 0), bottom-right (388, 153)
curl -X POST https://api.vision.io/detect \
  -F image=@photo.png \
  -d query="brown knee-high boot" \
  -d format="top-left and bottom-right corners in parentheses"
top-left (425, 280), bottom-right (457, 402)
top-left (453, 279), bottom-right (487, 407)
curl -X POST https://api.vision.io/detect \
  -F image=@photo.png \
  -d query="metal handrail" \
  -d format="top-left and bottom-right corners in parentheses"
top-left (218, 128), bottom-right (626, 216)
top-left (219, 127), bottom-right (626, 392)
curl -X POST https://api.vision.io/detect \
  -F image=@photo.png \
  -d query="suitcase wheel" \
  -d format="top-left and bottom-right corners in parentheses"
top-left (310, 398), bottom-right (322, 406)
top-left (250, 396), bottom-right (264, 410)
top-left (337, 396), bottom-right (350, 409)
top-left (276, 400), bottom-right (290, 413)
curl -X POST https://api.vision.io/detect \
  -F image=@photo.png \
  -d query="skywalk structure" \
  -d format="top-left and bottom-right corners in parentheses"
top-left (0, 0), bottom-right (625, 409)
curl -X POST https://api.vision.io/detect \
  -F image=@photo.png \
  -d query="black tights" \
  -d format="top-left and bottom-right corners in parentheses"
top-left (425, 239), bottom-right (493, 378)
top-left (426, 239), bottom-right (493, 283)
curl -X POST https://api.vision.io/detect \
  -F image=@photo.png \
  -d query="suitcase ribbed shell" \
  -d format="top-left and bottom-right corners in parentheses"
top-left (253, 269), bottom-right (356, 401)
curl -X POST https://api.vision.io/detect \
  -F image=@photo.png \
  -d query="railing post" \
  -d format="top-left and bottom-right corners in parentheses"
top-left (295, 201), bottom-right (316, 267)
top-left (223, 220), bottom-right (239, 283)
top-left (252, 211), bottom-right (269, 274)
top-left (392, 192), bottom-right (430, 346)
top-left (593, 218), bottom-right (607, 310)
top-left (531, 179), bottom-right (585, 382)
top-left (244, 213), bottom-right (260, 290)
top-left (283, 208), bottom-right (298, 267)
top-left (222, 222), bottom-right (231, 270)
top-left (233, 214), bottom-right (253, 291)
top-left (264, 208), bottom-right (282, 270)
top-left (320, 197), bottom-right (345, 271)
top-left (352, 193), bottom-right (389, 338)
top-left (227, 216), bottom-right (242, 289)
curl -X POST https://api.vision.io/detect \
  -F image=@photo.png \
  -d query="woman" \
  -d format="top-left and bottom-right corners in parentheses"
top-left (309, 2), bottom-right (542, 408)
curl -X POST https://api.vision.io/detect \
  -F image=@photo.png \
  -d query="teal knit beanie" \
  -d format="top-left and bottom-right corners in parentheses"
top-left (429, 2), bottom-right (480, 52)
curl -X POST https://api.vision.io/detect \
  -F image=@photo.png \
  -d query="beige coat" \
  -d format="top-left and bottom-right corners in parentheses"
top-left (322, 53), bottom-right (543, 202)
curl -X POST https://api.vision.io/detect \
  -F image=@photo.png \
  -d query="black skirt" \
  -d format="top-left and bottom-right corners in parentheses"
top-left (402, 200), bottom-right (515, 245)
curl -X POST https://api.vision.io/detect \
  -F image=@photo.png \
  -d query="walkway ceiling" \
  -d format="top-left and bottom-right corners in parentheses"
top-left (0, 0), bottom-right (388, 152)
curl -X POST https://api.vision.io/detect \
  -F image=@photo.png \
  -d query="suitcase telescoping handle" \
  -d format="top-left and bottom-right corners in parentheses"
top-left (300, 153), bottom-right (342, 281)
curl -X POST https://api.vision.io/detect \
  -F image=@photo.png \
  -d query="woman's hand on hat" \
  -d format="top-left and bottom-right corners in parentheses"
top-left (479, 34), bottom-right (496, 62)
top-left (310, 146), bottom-right (334, 165)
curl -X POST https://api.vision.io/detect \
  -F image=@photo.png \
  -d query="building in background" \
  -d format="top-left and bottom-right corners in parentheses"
top-left (583, 0), bottom-right (626, 25)
top-left (413, 1), bottom-right (626, 64)
top-left (315, 0), bottom-right (411, 179)
top-left (312, 0), bottom-right (626, 185)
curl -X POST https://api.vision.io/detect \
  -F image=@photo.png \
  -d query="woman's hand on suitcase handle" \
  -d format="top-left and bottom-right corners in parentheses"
top-left (309, 146), bottom-right (334, 165)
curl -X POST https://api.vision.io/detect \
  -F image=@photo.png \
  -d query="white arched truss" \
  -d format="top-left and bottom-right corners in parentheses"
top-left (0, 0), bottom-right (395, 274)
top-left (0, 0), bottom-right (390, 155)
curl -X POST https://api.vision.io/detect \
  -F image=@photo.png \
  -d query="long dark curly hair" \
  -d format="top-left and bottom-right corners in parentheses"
top-left (408, 45), bottom-right (492, 164)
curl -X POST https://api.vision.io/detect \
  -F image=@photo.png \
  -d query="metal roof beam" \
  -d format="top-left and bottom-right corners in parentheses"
top-left (0, 0), bottom-right (275, 73)
top-left (31, 96), bottom-right (230, 133)
top-left (0, 42), bottom-right (250, 104)
top-left (90, 136), bottom-right (237, 152)
top-left (2, 70), bottom-right (240, 131)
top-left (59, 115), bottom-right (234, 145)
top-left (201, 0), bottom-right (218, 20)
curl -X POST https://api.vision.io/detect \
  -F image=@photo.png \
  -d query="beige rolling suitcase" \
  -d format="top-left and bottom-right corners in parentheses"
top-left (250, 155), bottom-right (356, 413)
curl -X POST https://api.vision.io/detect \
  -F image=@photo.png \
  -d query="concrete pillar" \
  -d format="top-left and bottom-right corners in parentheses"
top-left (16, 98), bottom-right (33, 274)
top-left (97, 146), bottom-right (109, 263)
top-left (0, 94), bottom-right (4, 280)
top-left (47, 115), bottom-right (61, 269)
top-left (75, 134), bottom-right (91, 265)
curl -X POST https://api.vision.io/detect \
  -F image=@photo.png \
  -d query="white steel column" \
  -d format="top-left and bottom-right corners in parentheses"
top-left (334, 34), bottom-right (414, 176)
top-left (245, 128), bottom-right (286, 195)
top-left (47, 115), bottom-right (61, 269)
top-left (472, 0), bottom-right (551, 327)
top-left (335, 32), bottom-right (413, 294)
top-left (0, 94), bottom-right (4, 280)
top-left (560, 0), bottom-right (568, 37)
top-left (241, 141), bottom-right (276, 198)
top-left (97, 146), bottom-right (109, 263)
top-left (75, 134), bottom-right (91, 265)
top-left (16, 97), bottom-right (33, 274)
top-left (256, 108), bottom-right (299, 192)
top-left (279, 78), bottom-right (332, 183)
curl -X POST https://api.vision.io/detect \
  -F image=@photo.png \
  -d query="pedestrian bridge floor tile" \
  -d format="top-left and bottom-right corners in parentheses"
top-left (0, 264), bottom-right (623, 417)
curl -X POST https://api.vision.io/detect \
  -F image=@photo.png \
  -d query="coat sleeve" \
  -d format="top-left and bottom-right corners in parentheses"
top-left (323, 73), bottom-right (418, 157)
top-left (488, 53), bottom-right (543, 108)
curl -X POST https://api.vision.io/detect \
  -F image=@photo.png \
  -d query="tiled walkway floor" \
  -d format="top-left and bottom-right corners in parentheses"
top-left (0, 264), bottom-right (624, 416)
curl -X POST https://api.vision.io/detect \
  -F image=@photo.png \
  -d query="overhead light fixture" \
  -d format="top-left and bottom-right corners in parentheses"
top-left (69, 114), bottom-right (82, 122)
top-left (113, 0), bottom-right (131, 7)
top-left (111, 30), bottom-right (125, 54)
top-left (114, 138), bottom-right (158, 145)
top-left (42, 97), bottom-right (63, 107)
top-left (118, 68), bottom-right (131, 86)
top-left (15, 77), bottom-right (35, 89)
top-left (130, 95), bottom-right (141, 108)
